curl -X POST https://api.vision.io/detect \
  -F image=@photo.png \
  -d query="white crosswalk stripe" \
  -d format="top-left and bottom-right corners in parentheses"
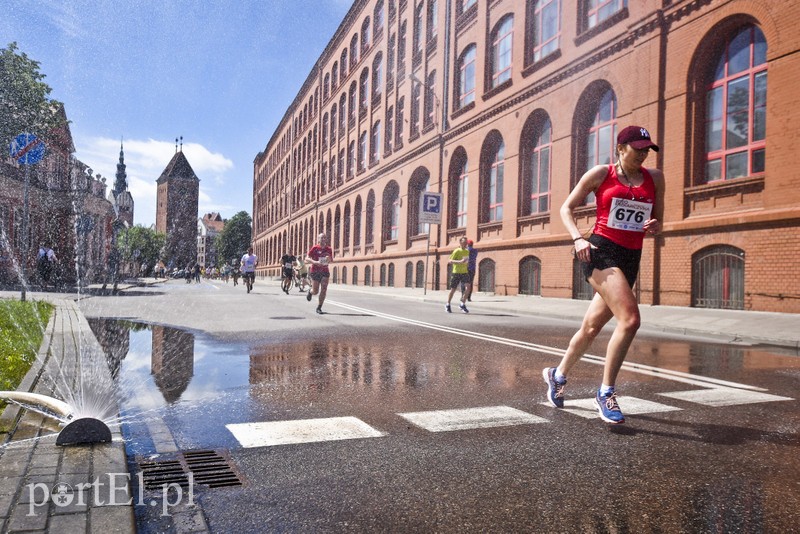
top-left (226, 416), bottom-right (385, 448)
top-left (658, 387), bottom-right (794, 407)
top-left (548, 396), bottom-right (683, 420)
top-left (399, 406), bottom-right (548, 432)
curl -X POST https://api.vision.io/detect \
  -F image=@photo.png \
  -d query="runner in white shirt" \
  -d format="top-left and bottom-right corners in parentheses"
top-left (240, 246), bottom-right (258, 294)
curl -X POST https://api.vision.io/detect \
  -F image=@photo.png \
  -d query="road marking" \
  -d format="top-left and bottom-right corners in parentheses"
top-left (399, 406), bottom-right (548, 432)
top-left (550, 396), bottom-right (683, 420)
top-left (329, 301), bottom-right (783, 394)
top-left (226, 416), bottom-right (385, 448)
top-left (658, 388), bottom-right (794, 407)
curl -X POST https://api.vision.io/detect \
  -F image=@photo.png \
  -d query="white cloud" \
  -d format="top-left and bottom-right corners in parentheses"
top-left (74, 136), bottom-right (234, 227)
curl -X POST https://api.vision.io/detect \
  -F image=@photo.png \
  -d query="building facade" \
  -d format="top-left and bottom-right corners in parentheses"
top-left (0, 105), bottom-right (114, 287)
top-left (197, 212), bottom-right (225, 268)
top-left (156, 150), bottom-right (200, 270)
top-left (252, 0), bottom-right (800, 313)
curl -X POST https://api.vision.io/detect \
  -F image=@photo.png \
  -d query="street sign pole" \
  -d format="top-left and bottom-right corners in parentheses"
top-left (419, 192), bottom-right (443, 296)
top-left (10, 133), bottom-right (47, 302)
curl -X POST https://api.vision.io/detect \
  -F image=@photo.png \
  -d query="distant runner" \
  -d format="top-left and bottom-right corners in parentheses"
top-left (240, 246), bottom-right (258, 294)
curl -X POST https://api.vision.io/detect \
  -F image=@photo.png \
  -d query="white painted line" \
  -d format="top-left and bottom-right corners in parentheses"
top-left (546, 396), bottom-right (682, 420)
top-left (399, 406), bottom-right (548, 432)
top-left (658, 388), bottom-right (794, 407)
top-left (226, 416), bottom-right (385, 448)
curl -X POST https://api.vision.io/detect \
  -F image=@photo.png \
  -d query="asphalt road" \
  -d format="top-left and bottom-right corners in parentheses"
top-left (79, 279), bottom-right (800, 533)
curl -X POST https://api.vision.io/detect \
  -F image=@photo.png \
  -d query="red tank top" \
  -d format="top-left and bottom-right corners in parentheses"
top-left (592, 165), bottom-right (656, 250)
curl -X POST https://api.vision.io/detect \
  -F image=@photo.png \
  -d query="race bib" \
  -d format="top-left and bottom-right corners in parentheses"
top-left (284, 262), bottom-right (293, 269)
top-left (608, 197), bottom-right (652, 232)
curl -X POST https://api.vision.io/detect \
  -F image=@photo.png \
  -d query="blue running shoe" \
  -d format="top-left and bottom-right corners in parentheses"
top-left (594, 391), bottom-right (625, 424)
top-left (459, 302), bottom-right (469, 314)
top-left (445, 303), bottom-right (452, 313)
top-left (542, 367), bottom-right (566, 408)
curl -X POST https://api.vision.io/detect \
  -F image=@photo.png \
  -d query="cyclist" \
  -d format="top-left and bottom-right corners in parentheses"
top-left (240, 246), bottom-right (258, 293)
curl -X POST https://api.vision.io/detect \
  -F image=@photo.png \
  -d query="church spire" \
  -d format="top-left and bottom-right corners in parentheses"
top-left (113, 138), bottom-right (128, 196)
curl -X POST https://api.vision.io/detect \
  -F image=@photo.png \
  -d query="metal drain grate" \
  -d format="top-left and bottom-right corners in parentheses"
top-left (183, 450), bottom-right (243, 488)
top-left (137, 450), bottom-right (243, 490)
top-left (139, 459), bottom-right (191, 490)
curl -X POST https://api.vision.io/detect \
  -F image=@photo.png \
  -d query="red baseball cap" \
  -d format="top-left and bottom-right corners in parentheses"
top-left (617, 126), bottom-right (659, 152)
top-left (467, 240), bottom-right (474, 246)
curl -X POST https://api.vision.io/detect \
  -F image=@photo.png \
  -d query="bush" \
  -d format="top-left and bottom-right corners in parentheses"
top-left (0, 299), bottom-right (53, 392)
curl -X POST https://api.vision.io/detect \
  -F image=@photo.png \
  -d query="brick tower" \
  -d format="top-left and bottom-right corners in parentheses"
top-left (155, 140), bottom-right (199, 269)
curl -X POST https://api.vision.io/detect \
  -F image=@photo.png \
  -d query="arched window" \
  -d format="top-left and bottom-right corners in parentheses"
top-left (491, 15), bottom-right (513, 88)
top-left (388, 263), bottom-right (395, 286)
top-left (359, 70), bottom-right (369, 113)
top-left (521, 113), bottom-right (552, 216)
top-left (330, 105), bottom-right (338, 143)
top-left (408, 168), bottom-right (431, 236)
top-left (395, 97), bottom-right (405, 147)
top-left (339, 93), bottom-right (347, 133)
top-left (533, 0), bottom-right (561, 62)
top-left (332, 62), bottom-right (339, 89)
top-left (424, 70), bottom-right (436, 128)
top-left (405, 261), bottom-right (414, 287)
top-left (343, 201), bottom-right (351, 251)
top-left (361, 17), bottom-right (371, 52)
top-left (348, 140), bottom-right (356, 177)
top-left (358, 131), bottom-right (367, 172)
top-left (350, 33), bottom-right (359, 68)
top-left (478, 258), bottom-right (495, 292)
top-left (371, 121), bottom-right (381, 165)
top-left (574, 85), bottom-right (617, 204)
top-left (692, 245), bottom-right (745, 309)
top-left (519, 256), bottom-right (542, 295)
top-left (427, 0), bottom-right (438, 41)
top-left (323, 73), bottom-right (331, 100)
top-left (341, 48), bottom-right (349, 78)
top-left (448, 148), bottom-right (469, 228)
top-left (349, 82), bottom-right (358, 125)
top-left (353, 196), bottom-right (363, 248)
top-left (380, 263), bottom-right (387, 286)
top-left (333, 206), bottom-right (342, 255)
top-left (364, 265), bottom-right (372, 286)
top-left (341, 265), bottom-right (347, 284)
top-left (374, 1), bottom-right (385, 36)
top-left (411, 80), bottom-right (421, 136)
top-left (415, 260), bottom-right (425, 288)
top-left (383, 181), bottom-right (401, 241)
top-left (704, 26), bottom-right (767, 183)
top-left (480, 132), bottom-right (505, 223)
top-left (372, 53), bottom-right (383, 100)
top-left (334, 266), bottom-right (340, 284)
top-left (413, 2), bottom-right (424, 56)
top-left (366, 190), bottom-right (376, 245)
top-left (352, 265), bottom-right (359, 285)
top-left (457, 44), bottom-right (477, 108)
top-left (385, 106), bottom-right (394, 153)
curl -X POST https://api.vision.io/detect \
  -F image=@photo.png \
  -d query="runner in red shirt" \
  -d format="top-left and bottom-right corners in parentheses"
top-left (305, 233), bottom-right (333, 314)
top-left (543, 125), bottom-right (665, 424)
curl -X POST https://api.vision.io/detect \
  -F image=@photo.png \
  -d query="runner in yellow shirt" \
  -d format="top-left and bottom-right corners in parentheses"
top-left (445, 236), bottom-right (470, 313)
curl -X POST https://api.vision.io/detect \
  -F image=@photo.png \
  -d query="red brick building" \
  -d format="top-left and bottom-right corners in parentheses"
top-left (1, 105), bottom-right (115, 287)
top-left (252, 0), bottom-right (800, 313)
top-left (155, 149), bottom-right (200, 270)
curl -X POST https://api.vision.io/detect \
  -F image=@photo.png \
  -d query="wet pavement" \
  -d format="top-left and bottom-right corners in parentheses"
top-left (1, 279), bottom-right (798, 532)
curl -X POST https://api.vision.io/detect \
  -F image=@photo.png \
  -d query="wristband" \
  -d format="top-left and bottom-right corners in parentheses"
top-left (573, 237), bottom-right (584, 242)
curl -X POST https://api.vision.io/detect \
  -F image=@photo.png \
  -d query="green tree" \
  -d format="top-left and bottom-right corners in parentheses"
top-left (215, 211), bottom-right (252, 265)
top-left (0, 42), bottom-right (65, 149)
top-left (117, 225), bottom-right (166, 268)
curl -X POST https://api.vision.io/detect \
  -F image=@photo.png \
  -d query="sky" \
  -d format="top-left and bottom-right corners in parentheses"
top-left (2, 0), bottom-right (352, 227)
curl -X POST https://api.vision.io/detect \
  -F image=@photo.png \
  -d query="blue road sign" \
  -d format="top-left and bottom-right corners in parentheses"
top-left (9, 132), bottom-right (46, 165)
top-left (419, 192), bottom-right (442, 224)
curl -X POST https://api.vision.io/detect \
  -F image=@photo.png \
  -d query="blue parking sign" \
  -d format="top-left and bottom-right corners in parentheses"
top-left (419, 192), bottom-right (442, 224)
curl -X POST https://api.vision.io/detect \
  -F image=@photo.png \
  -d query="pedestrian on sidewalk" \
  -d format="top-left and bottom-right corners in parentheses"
top-left (305, 233), bottom-right (333, 314)
top-left (445, 236), bottom-right (470, 314)
top-left (543, 125), bottom-right (664, 424)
